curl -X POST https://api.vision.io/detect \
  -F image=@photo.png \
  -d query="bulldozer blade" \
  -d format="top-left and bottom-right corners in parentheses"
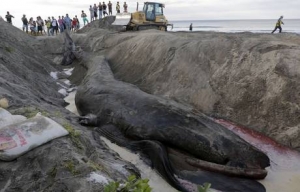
top-left (112, 13), bottom-right (132, 26)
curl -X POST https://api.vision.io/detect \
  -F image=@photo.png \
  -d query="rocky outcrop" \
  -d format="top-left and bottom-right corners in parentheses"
top-left (73, 28), bottom-right (300, 150)
top-left (0, 21), bottom-right (63, 107)
top-left (78, 16), bottom-right (123, 33)
top-left (0, 20), bottom-right (139, 191)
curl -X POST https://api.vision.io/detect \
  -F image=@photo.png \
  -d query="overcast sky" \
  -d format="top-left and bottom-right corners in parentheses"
top-left (0, 0), bottom-right (299, 27)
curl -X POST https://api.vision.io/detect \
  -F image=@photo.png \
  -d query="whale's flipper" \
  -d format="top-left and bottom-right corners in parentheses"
top-left (132, 140), bottom-right (189, 192)
top-left (78, 114), bottom-right (98, 126)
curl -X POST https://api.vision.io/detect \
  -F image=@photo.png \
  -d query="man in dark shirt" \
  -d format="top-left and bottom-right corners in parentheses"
top-left (108, 1), bottom-right (113, 15)
top-left (21, 14), bottom-right (29, 33)
top-left (5, 11), bottom-right (14, 24)
top-left (102, 2), bottom-right (108, 17)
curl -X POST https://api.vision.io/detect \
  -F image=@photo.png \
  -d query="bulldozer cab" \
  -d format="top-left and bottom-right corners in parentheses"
top-left (143, 2), bottom-right (164, 21)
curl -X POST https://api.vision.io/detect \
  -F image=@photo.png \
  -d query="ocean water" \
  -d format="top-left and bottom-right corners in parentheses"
top-left (170, 19), bottom-right (300, 34)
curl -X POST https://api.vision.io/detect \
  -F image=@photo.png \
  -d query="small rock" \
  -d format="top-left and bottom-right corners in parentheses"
top-left (0, 98), bottom-right (9, 109)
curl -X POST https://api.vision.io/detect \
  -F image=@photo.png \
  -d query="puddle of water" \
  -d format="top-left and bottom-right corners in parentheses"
top-left (100, 137), bottom-right (177, 192)
top-left (214, 119), bottom-right (300, 192)
top-left (64, 91), bottom-right (79, 115)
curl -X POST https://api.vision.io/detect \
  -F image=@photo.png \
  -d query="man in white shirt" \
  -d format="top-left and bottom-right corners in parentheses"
top-left (51, 17), bottom-right (58, 36)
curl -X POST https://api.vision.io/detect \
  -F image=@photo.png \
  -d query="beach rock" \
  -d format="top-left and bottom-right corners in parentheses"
top-left (0, 98), bottom-right (9, 109)
top-left (78, 16), bottom-right (122, 33)
top-left (73, 28), bottom-right (300, 150)
top-left (0, 20), bottom-right (63, 108)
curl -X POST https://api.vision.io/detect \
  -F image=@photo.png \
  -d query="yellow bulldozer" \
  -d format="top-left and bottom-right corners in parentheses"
top-left (112, 2), bottom-right (173, 31)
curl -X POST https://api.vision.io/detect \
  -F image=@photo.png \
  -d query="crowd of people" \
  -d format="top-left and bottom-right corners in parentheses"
top-left (20, 14), bottom-right (80, 36)
top-left (86, 1), bottom-right (128, 23)
top-left (3, 1), bottom-right (130, 36)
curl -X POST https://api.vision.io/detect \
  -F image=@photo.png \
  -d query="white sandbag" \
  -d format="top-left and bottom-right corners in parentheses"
top-left (0, 114), bottom-right (68, 161)
top-left (0, 108), bottom-right (27, 129)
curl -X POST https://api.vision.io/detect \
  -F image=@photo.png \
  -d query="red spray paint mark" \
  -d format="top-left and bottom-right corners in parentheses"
top-left (213, 118), bottom-right (300, 171)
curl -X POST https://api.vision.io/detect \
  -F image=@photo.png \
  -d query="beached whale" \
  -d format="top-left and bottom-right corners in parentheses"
top-left (75, 56), bottom-right (269, 192)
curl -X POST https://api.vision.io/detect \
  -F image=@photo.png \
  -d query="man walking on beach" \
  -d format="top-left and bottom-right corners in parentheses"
top-left (189, 23), bottom-right (193, 31)
top-left (5, 12), bottom-right (14, 24)
top-left (272, 16), bottom-right (284, 33)
top-left (21, 14), bottom-right (28, 33)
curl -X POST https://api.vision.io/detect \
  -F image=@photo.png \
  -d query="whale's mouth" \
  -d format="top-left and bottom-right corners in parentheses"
top-left (186, 158), bottom-right (267, 179)
top-left (167, 147), bottom-right (267, 180)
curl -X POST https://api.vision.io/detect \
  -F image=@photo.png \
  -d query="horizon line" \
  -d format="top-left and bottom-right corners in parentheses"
top-left (171, 18), bottom-right (300, 21)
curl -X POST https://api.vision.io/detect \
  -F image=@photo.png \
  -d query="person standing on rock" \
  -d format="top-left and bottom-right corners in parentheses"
top-left (21, 14), bottom-right (28, 33)
top-left (64, 14), bottom-right (72, 31)
top-left (37, 16), bottom-right (44, 35)
top-left (58, 16), bottom-right (64, 33)
top-left (51, 17), bottom-right (58, 35)
top-left (93, 4), bottom-right (98, 19)
top-left (103, 2), bottom-right (108, 17)
top-left (29, 17), bottom-right (36, 35)
top-left (62, 16), bottom-right (66, 30)
top-left (116, 2), bottom-right (120, 14)
top-left (271, 16), bottom-right (284, 33)
top-left (72, 17), bottom-right (78, 32)
top-left (5, 11), bottom-right (14, 24)
top-left (123, 2), bottom-right (128, 13)
top-left (98, 2), bottom-right (103, 19)
top-left (75, 15), bottom-right (80, 30)
top-left (108, 1), bottom-right (113, 15)
top-left (81, 10), bottom-right (89, 26)
top-left (45, 18), bottom-right (51, 36)
top-left (89, 5), bottom-right (94, 21)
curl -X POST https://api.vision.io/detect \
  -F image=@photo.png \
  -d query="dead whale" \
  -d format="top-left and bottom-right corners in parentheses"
top-left (75, 56), bottom-right (269, 192)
